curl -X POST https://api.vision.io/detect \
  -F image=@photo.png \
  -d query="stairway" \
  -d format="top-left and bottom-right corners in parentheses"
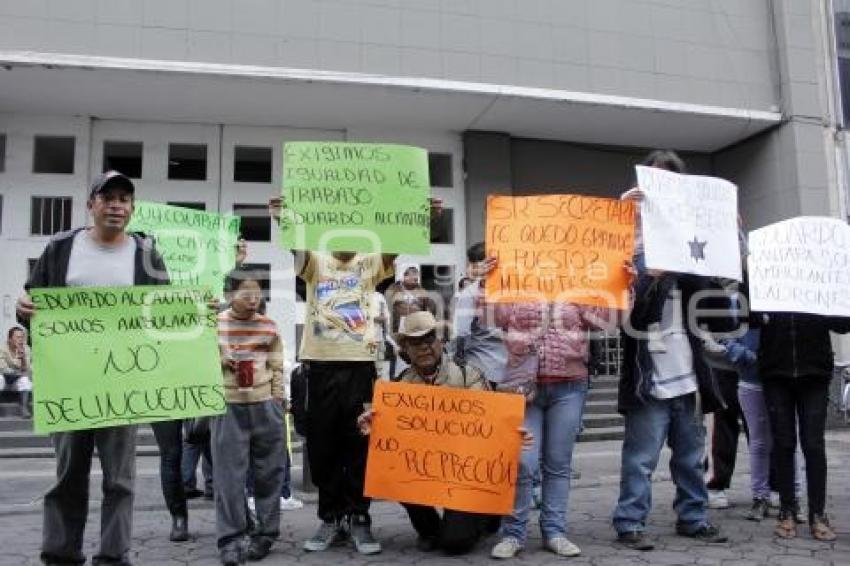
top-left (578, 374), bottom-right (624, 442)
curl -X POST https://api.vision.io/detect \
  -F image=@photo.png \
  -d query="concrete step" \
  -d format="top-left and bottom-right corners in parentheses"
top-left (581, 413), bottom-right (624, 429)
top-left (0, 427), bottom-right (160, 448)
top-left (587, 388), bottom-right (617, 402)
top-left (583, 400), bottom-right (619, 415)
top-left (578, 426), bottom-right (624, 442)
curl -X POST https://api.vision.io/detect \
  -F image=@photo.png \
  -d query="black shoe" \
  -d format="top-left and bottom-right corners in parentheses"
top-left (746, 498), bottom-right (770, 522)
top-left (676, 523), bottom-right (728, 543)
top-left (220, 546), bottom-right (243, 566)
top-left (169, 515), bottom-right (189, 542)
top-left (415, 535), bottom-right (439, 552)
top-left (615, 531), bottom-right (654, 551)
top-left (246, 537), bottom-right (273, 561)
top-left (185, 487), bottom-right (204, 500)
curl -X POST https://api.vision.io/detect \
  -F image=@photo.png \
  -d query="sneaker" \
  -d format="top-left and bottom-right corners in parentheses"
top-left (615, 531), bottom-right (654, 551)
top-left (349, 515), bottom-right (381, 555)
top-left (810, 514), bottom-right (836, 542)
top-left (279, 496), bottom-right (303, 511)
top-left (303, 520), bottom-right (346, 552)
top-left (676, 523), bottom-right (728, 543)
top-left (774, 510), bottom-right (797, 539)
top-left (544, 536), bottom-right (581, 557)
top-left (707, 489), bottom-right (730, 509)
top-left (746, 498), bottom-right (770, 521)
top-left (245, 537), bottom-right (273, 561)
top-left (219, 545), bottom-right (244, 566)
top-left (491, 537), bottom-right (522, 559)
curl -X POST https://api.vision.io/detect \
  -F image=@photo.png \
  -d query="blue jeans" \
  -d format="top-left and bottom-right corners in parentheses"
top-left (612, 394), bottom-right (708, 534)
top-left (499, 380), bottom-right (587, 544)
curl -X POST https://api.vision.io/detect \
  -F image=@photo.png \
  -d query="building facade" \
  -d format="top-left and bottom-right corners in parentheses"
top-left (0, 0), bottom-right (846, 361)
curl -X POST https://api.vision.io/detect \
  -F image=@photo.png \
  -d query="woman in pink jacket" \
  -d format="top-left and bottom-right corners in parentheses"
top-left (491, 301), bottom-right (614, 559)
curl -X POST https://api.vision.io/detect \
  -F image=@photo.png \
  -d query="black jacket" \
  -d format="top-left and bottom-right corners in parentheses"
top-left (618, 272), bottom-right (728, 415)
top-left (755, 312), bottom-right (850, 380)
top-left (19, 228), bottom-right (169, 332)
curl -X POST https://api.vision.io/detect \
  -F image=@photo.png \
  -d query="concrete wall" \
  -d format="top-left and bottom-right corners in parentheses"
top-left (0, 0), bottom-right (777, 110)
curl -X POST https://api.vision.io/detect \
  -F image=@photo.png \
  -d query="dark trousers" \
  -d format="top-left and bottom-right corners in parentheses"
top-left (403, 504), bottom-right (485, 555)
top-left (181, 438), bottom-right (213, 494)
top-left (707, 370), bottom-right (747, 490)
top-left (306, 361), bottom-right (375, 522)
top-left (151, 420), bottom-right (188, 518)
top-left (41, 426), bottom-right (137, 565)
top-left (763, 377), bottom-right (829, 518)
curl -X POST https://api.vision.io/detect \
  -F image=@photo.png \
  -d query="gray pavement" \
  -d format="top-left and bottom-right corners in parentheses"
top-left (2, 432), bottom-right (850, 565)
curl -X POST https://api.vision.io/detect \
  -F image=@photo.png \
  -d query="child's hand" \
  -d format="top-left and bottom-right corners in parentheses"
top-left (356, 409), bottom-right (375, 436)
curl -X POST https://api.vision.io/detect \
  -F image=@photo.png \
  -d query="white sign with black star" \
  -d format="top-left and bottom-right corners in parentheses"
top-left (636, 166), bottom-right (741, 281)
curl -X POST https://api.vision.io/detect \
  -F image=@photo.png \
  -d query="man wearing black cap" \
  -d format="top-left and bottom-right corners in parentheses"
top-left (17, 171), bottom-right (170, 566)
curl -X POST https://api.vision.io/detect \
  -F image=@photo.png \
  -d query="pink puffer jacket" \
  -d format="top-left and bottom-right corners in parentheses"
top-left (495, 302), bottom-right (616, 382)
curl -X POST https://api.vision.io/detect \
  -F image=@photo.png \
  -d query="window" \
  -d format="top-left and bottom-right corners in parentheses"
top-left (168, 143), bottom-right (207, 180)
top-left (419, 264), bottom-right (455, 320)
top-left (31, 196), bottom-right (73, 236)
top-left (240, 262), bottom-right (271, 304)
top-left (167, 201), bottom-right (206, 211)
top-left (234, 146), bottom-right (272, 183)
top-left (428, 152), bottom-right (453, 187)
top-left (103, 141), bottom-right (143, 178)
top-left (33, 136), bottom-right (75, 174)
top-left (233, 204), bottom-right (271, 242)
top-left (430, 207), bottom-right (454, 244)
top-left (0, 134), bottom-right (6, 172)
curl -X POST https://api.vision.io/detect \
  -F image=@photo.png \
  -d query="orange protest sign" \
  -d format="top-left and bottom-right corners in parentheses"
top-left (364, 380), bottom-right (525, 515)
top-left (485, 194), bottom-right (635, 308)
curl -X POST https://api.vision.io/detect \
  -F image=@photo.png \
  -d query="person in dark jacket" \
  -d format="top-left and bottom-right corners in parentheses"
top-left (16, 171), bottom-right (171, 565)
top-left (612, 269), bottom-right (729, 551)
top-left (755, 311), bottom-right (850, 541)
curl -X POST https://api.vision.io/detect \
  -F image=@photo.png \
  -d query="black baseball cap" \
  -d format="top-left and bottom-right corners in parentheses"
top-left (89, 170), bottom-right (135, 199)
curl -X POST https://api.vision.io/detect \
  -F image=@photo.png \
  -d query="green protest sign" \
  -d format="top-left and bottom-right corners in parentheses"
top-left (29, 286), bottom-right (226, 434)
top-left (127, 201), bottom-right (241, 297)
top-left (280, 142), bottom-right (431, 254)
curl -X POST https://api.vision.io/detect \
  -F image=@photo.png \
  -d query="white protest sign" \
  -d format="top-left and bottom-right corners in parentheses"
top-left (748, 216), bottom-right (850, 316)
top-left (637, 166), bottom-right (741, 281)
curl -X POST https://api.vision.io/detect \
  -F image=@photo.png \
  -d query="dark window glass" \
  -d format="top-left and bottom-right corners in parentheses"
top-left (428, 152), bottom-right (453, 187)
top-left (103, 141), bottom-right (143, 178)
top-left (234, 145), bottom-right (272, 183)
top-left (31, 196), bottom-right (73, 235)
top-left (33, 136), bottom-right (75, 174)
top-left (167, 201), bottom-right (207, 211)
top-left (233, 204), bottom-right (271, 241)
top-left (168, 143), bottom-right (207, 180)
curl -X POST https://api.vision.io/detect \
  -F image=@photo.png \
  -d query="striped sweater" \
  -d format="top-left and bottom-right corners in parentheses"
top-left (217, 309), bottom-right (285, 404)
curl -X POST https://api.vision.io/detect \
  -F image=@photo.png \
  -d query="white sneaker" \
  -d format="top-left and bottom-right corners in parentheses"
top-left (491, 537), bottom-right (522, 559)
top-left (707, 489), bottom-right (729, 509)
top-left (247, 496), bottom-right (256, 512)
top-left (545, 536), bottom-right (581, 557)
top-left (280, 496), bottom-right (304, 510)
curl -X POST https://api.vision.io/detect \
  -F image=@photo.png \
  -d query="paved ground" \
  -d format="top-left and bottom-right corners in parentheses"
top-left (1, 432), bottom-right (850, 565)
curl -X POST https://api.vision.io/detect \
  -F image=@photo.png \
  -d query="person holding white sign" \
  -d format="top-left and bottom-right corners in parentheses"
top-left (613, 151), bottom-right (729, 551)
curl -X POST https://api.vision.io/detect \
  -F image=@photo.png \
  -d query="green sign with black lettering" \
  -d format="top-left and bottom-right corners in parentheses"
top-left (29, 286), bottom-right (226, 434)
top-left (127, 201), bottom-right (241, 298)
top-left (280, 141), bottom-right (431, 254)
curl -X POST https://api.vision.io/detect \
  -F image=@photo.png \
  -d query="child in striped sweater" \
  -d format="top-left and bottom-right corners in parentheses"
top-left (213, 269), bottom-right (286, 565)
